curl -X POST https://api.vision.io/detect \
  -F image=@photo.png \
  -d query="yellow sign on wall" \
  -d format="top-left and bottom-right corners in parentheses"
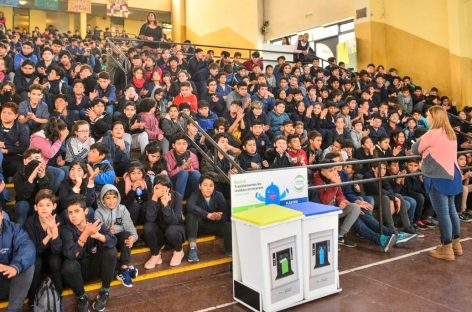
top-left (68, 0), bottom-right (92, 14)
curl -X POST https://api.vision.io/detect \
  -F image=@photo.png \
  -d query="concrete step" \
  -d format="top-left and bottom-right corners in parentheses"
top-left (0, 236), bottom-right (231, 310)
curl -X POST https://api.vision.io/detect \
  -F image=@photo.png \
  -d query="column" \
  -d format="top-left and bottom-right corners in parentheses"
top-left (79, 12), bottom-right (87, 39)
top-left (171, 0), bottom-right (186, 42)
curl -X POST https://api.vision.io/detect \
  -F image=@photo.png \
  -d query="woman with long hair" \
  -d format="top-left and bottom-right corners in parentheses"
top-left (412, 106), bottom-right (463, 260)
top-left (138, 12), bottom-right (163, 51)
top-left (29, 117), bottom-right (69, 192)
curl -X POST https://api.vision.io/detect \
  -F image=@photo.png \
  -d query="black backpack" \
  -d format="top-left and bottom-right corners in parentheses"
top-left (34, 277), bottom-right (61, 312)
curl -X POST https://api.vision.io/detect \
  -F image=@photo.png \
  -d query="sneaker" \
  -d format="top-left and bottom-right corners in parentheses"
top-left (395, 232), bottom-right (417, 245)
top-left (128, 265), bottom-right (139, 279)
top-left (416, 231), bottom-right (425, 238)
top-left (77, 294), bottom-right (89, 312)
top-left (92, 291), bottom-right (109, 312)
top-left (405, 226), bottom-right (424, 238)
top-left (429, 217), bottom-right (439, 226)
top-left (414, 221), bottom-right (428, 231)
top-left (459, 213), bottom-right (472, 223)
top-left (379, 234), bottom-right (397, 252)
top-left (355, 232), bottom-right (366, 239)
top-left (144, 254), bottom-right (163, 270)
top-left (338, 236), bottom-right (357, 248)
top-left (188, 247), bottom-right (199, 263)
top-left (116, 268), bottom-right (133, 287)
top-left (170, 250), bottom-right (185, 266)
top-left (422, 218), bottom-right (436, 228)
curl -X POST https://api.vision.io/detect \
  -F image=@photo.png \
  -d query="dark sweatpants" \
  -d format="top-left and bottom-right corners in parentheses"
top-left (28, 253), bottom-right (63, 303)
top-left (143, 222), bottom-right (186, 255)
top-left (185, 213), bottom-right (232, 253)
top-left (61, 247), bottom-right (117, 297)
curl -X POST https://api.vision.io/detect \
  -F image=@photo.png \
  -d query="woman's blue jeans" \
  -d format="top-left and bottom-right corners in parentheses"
top-left (429, 186), bottom-right (460, 244)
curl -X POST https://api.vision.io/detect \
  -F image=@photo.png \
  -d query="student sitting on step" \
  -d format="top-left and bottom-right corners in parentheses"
top-left (95, 184), bottom-right (139, 288)
top-left (24, 189), bottom-right (63, 307)
top-left (164, 132), bottom-right (201, 199)
top-left (186, 174), bottom-right (232, 262)
top-left (116, 161), bottom-right (152, 225)
top-left (13, 148), bottom-right (53, 226)
top-left (143, 175), bottom-right (186, 269)
top-left (60, 194), bottom-right (117, 312)
top-left (0, 204), bottom-right (36, 312)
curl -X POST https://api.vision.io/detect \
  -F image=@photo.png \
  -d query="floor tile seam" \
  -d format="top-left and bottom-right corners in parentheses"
top-left (355, 272), bottom-right (462, 312)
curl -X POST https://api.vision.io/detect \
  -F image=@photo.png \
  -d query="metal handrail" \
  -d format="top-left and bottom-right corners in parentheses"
top-left (306, 149), bottom-right (472, 234)
top-left (179, 113), bottom-right (244, 182)
top-left (105, 36), bottom-right (354, 75)
top-left (175, 118), bottom-right (231, 184)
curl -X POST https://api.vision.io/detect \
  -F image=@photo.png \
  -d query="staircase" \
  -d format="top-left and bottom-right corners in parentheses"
top-left (0, 184), bottom-right (232, 310)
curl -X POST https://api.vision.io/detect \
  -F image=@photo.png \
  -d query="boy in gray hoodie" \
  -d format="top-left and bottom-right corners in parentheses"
top-left (95, 184), bottom-right (139, 288)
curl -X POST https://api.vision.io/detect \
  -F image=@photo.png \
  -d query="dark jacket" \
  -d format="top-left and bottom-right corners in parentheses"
top-left (101, 134), bottom-right (131, 169)
top-left (13, 72), bottom-right (38, 95)
top-left (67, 94), bottom-right (90, 112)
top-left (145, 191), bottom-right (184, 227)
top-left (0, 219), bottom-right (36, 274)
top-left (363, 170), bottom-right (395, 199)
top-left (116, 176), bottom-right (152, 209)
top-left (60, 222), bottom-right (116, 261)
top-left (14, 164), bottom-right (53, 205)
top-left (24, 214), bottom-right (63, 256)
top-left (95, 84), bottom-right (116, 107)
top-left (118, 114), bottom-right (146, 135)
top-left (264, 149), bottom-right (295, 169)
top-left (88, 113), bottom-right (112, 140)
top-left (237, 151), bottom-right (262, 171)
top-left (405, 174), bottom-right (424, 195)
top-left (186, 190), bottom-right (229, 221)
top-left (0, 121), bottom-right (29, 156)
top-left (58, 178), bottom-right (96, 212)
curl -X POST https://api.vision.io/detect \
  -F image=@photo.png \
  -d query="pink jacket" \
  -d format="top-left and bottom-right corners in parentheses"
top-left (139, 112), bottom-right (164, 140)
top-left (164, 149), bottom-right (199, 177)
top-left (29, 130), bottom-right (63, 163)
top-left (413, 128), bottom-right (458, 179)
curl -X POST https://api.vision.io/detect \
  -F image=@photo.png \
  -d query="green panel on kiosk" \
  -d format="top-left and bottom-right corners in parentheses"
top-left (233, 204), bottom-right (303, 226)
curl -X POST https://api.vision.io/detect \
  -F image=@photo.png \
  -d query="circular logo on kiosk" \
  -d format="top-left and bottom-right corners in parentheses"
top-left (293, 175), bottom-right (305, 192)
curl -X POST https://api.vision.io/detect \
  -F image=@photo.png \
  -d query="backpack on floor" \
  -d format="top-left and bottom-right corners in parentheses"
top-left (33, 277), bottom-right (61, 312)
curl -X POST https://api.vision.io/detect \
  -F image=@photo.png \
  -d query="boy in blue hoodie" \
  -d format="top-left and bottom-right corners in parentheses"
top-left (93, 72), bottom-right (116, 116)
top-left (196, 100), bottom-right (218, 132)
top-left (13, 41), bottom-right (38, 71)
top-left (95, 184), bottom-right (139, 287)
top-left (87, 143), bottom-right (116, 192)
top-left (0, 205), bottom-right (36, 312)
top-left (267, 100), bottom-right (290, 138)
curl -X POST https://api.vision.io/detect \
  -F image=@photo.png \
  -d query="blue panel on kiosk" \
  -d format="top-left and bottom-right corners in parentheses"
top-left (286, 201), bottom-right (340, 217)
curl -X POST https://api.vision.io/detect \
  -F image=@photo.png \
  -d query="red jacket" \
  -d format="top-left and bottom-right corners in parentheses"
top-left (288, 149), bottom-right (307, 166)
top-left (173, 94), bottom-right (198, 111)
top-left (313, 171), bottom-right (346, 206)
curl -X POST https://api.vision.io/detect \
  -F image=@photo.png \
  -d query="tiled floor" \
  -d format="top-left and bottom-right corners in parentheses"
top-left (106, 224), bottom-right (472, 312)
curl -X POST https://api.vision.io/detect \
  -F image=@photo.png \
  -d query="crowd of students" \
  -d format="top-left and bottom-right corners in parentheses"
top-left (0, 21), bottom-right (471, 312)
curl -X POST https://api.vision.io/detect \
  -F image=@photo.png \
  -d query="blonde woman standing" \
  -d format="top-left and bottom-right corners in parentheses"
top-left (412, 106), bottom-right (463, 260)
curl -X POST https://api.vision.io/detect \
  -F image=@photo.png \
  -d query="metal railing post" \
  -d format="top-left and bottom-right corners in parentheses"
top-left (377, 160), bottom-right (384, 235)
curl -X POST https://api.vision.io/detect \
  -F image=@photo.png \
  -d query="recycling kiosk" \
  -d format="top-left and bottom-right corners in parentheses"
top-left (232, 205), bottom-right (304, 312)
top-left (286, 201), bottom-right (342, 300)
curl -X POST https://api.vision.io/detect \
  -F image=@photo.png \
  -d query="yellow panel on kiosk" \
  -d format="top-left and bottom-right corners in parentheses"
top-left (233, 204), bottom-right (303, 226)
